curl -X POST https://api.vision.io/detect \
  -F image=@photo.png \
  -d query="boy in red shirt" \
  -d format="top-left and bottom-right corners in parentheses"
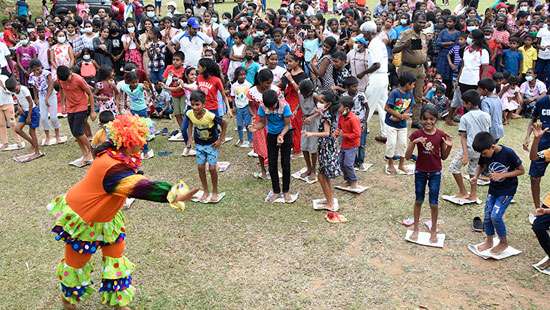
top-left (162, 51), bottom-right (186, 128)
top-left (336, 96), bottom-right (362, 189)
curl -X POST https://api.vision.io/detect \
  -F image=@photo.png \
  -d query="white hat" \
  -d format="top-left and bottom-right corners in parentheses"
top-left (360, 20), bottom-right (377, 33)
top-left (167, 1), bottom-right (177, 8)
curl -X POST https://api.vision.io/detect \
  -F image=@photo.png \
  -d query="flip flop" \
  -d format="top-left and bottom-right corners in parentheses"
top-left (472, 216), bottom-right (483, 232)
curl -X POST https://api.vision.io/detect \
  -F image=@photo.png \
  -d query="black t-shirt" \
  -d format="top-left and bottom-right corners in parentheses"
top-left (478, 145), bottom-right (522, 196)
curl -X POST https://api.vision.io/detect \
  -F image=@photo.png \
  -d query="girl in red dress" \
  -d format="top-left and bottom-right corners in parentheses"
top-left (281, 53), bottom-right (307, 155)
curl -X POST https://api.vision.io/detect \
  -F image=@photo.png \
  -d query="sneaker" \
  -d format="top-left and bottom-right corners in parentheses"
top-left (241, 141), bottom-right (251, 148)
top-left (147, 133), bottom-right (156, 142)
top-left (472, 216), bottom-right (483, 232)
top-left (248, 150), bottom-right (258, 157)
top-left (234, 139), bottom-right (242, 147)
top-left (161, 128), bottom-right (169, 136)
top-left (359, 163), bottom-right (369, 171)
top-left (142, 149), bottom-right (155, 159)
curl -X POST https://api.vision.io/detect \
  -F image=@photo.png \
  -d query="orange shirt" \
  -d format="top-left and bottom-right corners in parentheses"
top-left (58, 73), bottom-right (90, 113)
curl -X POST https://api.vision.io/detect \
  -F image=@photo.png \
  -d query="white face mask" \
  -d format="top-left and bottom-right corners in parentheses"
top-left (466, 26), bottom-right (478, 32)
top-left (146, 11), bottom-right (155, 18)
top-left (127, 27), bottom-right (135, 33)
top-left (222, 19), bottom-right (229, 25)
top-left (466, 37), bottom-right (474, 45)
top-left (67, 29), bottom-right (75, 34)
top-left (484, 35), bottom-right (491, 40)
top-left (27, 28), bottom-right (35, 33)
top-left (256, 30), bottom-right (265, 37)
top-left (520, 6), bottom-right (529, 12)
top-left (85, 27), bottom-right (93, 33)
top-left (212, 17), bottom-right (218, 23)
top-left (526, 75), bottom-right (534, 81)
top-left (400, 19), bottom-right (408, 25)
top-left (83, 54), bottom-right (91, 60)
top-left (20, 39), bottom-right (29, 45)
top-left (57, 36), bottom-right (66, 43)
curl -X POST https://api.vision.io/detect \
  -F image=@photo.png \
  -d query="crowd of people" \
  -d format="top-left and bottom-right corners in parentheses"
top-left (3, 0), bottom-right (550, 308)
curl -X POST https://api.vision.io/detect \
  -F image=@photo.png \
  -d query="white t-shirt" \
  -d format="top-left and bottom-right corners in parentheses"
top-left (537, 26), bottom-right (550, 60)
top-left (259, 65), bottom-right (285, 86)
top-left (230, 80), bottom-right (252, 109)
top-left (12, 85), bottom-right (32, 111)
top-left (0, 41), bottom-right (10, 69)
top-left (459, 48), bottom-right (489, 86)
top-left (172, 31), bottom-right (213, 67)
top-left (367, 36), bottom-right (388, 74)
top-left (0, 75), bottom-right (14, 105)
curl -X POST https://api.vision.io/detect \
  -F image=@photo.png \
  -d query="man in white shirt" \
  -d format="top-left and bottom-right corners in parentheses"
top-left (536, 17), bottom-right (550, 88)
top-left (172, 17), bottom-right (217, 68)
top-left (0, 40), bottom-right (10, 75)
top-left (361, 21), bottom-right (390, 141)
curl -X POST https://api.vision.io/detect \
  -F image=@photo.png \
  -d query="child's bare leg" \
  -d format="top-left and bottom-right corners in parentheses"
top-left (387, 158), bottom-right (396, 174)
top-left (15, 123), bottom-right (32, 147)
top-left (44, 129), bottom-right (51, 141)
top-left (76, 135), bottom-right (92, 161)
top-left (302, 151), bottom-right (312, 177)
top-left (175, 114), bottom-right (183, 128)
top-left (397, 157), bottom-right (407, 172)
top-left (84, 120), bottom-right (92, 139)
top-left (61, 297), bottom-right (76, 310)
top-left (311, 153), bottom-right (318, 177)
top-left (258, 156), bottom-right (267, 177)
top-left (197, 164), bottom-right (209, 201)
top-left (29, 128), bottom-right (39, 153)
top-left (452, 173), bottom-right (468, 198)
top-left (318, 173), bottom-right (335, 210)
top-left (55, 127), bottom-right (61, 140)
top-left (490, 236), bottom-right (508, 254)
top-left (429, 204), bottom-right (438, 243)
top-left (477, 235), bottom-right (494, 252)
top-left (411, 201), bottom-right (422, 241)
top-left (209, 165), bottom-right (219, 201)
top-left (468, 176), bottom-right (478, 200)
top-left (531, 176), bottom-right (542, 209)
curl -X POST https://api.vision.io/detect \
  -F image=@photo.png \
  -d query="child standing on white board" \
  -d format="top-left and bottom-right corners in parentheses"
top-left (405, 105), bottom-right (453, 243)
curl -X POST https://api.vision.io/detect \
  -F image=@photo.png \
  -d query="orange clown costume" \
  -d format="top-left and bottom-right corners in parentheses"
top-left (47, 115), bottom-right (190, 307)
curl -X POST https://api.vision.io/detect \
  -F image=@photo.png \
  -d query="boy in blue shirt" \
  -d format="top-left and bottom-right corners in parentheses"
top-left (384, 72), bottom-right (415, 175)
top-left (501, 37), bottom-right (523, 77)
top-left (472, 132), bottom-right (524, 254)
top-left (186, 90), bottom-right (228, 203)
top-left (478, 78), bottom-right (504, 142)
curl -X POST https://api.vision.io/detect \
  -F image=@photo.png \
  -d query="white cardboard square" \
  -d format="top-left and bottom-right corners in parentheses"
top-left (181, 148), bottom-right (196, 157)
top-left (223, 137), bottom-right (233, 144)
top-left (334, 185), bottom-right (368, 194)
top-left (168, 135), bottom-right (185, 142)
top-left (191, 191), bottom-right (226, 204)
top-left (468, 239), bottom-right (522, 260)
top-left (463, 175), bottom-right (490, 186)
top-left (354, 163), bottom-right (373, 172)
top-left (385, 163), bottom-right (415, 175)
top-left (533, 256), bottom-right (550, 275)
top-left (2, 142), bottom-right (25, 151)
top-left (247, 150), bottom-right (258, 158)
top-left (442, 195), bottom-right (482, 205)
top-left (124, 198), bottom-right (135, 208)
top-left (404, 230), bottom-right (445, 248)
top-left (291, 167), bottom-right (318, 184)
top-left (41, 136), bottom-right (68, 146)
top-left (312, 198), bottom-right (339, 211)
top-left (265, 192), bottom-right (299, 204)
top-left (13, 152), bottom-right (45, 163)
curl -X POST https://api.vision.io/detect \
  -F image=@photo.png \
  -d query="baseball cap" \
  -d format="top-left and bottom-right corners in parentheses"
top-left (187, 17), bottom-right (200, 29)
top-left (354, 37), bottom-right (369, 46)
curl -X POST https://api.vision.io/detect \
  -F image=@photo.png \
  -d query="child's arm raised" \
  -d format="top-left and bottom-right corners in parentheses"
top-left (441, 134), bottom-right (453, 160)
top-left (404, 140), bottom-right (417, 161)
top-left (530, 122), bottom-right (549, 160)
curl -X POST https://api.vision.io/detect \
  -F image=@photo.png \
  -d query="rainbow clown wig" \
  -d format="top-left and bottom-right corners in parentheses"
top-left (106, 115), bottom-right (154, 150)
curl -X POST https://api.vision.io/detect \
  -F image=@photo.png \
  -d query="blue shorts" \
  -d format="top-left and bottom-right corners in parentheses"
top-left (196, 143), bottom-right (219, 166)
top-left (414, 171), bottom-right (442, 206)
top-left (529, 137), bottom-right (550, 177)
top-left (18, 107), bottom-right (40, 129)
top-left (236, 106), bottom-right (251, 128)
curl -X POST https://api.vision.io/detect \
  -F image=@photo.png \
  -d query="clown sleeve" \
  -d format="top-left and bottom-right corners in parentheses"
top-left (103, 164), bottom-right (172, 202)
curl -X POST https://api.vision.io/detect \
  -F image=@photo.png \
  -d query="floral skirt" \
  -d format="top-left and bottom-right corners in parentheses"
top-left (47, 195), bottom-right (135, 307)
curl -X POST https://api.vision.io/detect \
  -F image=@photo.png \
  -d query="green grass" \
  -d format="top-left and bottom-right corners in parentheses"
top-left (3, 0), bottom-right (549, 309)
top-left (1, 114), bottom-right (549, 309)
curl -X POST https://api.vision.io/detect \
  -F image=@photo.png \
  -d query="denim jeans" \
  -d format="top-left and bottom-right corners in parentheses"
top-left (535, 58), bottom-right (550, 89)
top-left (483, 194), bottom-right (514, 237)
top-left (131, 108), bottom-right (149, 153)
top-left (354, 127), bottom-right (368, 167)
top-left (340, 147), bottom-right (358, 182)
top-left (414, 171), bottom-right (441, 206)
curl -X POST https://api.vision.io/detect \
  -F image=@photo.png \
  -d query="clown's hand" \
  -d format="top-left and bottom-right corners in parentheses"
top-left (167, 181), bottom-right (199, 212)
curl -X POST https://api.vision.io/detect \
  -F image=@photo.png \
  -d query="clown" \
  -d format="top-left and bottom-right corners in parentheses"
top-left (47, 115), bottom-right (197, 310)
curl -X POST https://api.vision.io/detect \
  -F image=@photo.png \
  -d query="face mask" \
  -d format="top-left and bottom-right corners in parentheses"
top-left (257, 30), bottom-right (265, 37)
top-left (400, 19), bottom-right (408, 25)
top-left (520, 6), bottom-right (529, 12)
top-left (526, 75), bottom-right (534, 81)
top-left (212, 17), bottom-right (218, 23)
top-left (222, 19), bottom-right (229, 25)
top-left (530, 31), bottom-right (538, 37)
top-left (466, 26), bottom-right (477, 32)
top-left (484, 35), bottom-right (491, 40)
top-left (146, 11), bottom-right (155, 18)
top-left (354, 43), bottom-right (360, 50)
top-left (466, 37), bottom-right (474, 45)
top-left (128, 27), bottom-right (135, 33)
top-left (27, 28), bottom-right (34, 33)
top-left (245, 55), bottom-right (252, 60)
top-left (83, 54), bottom-right (91, 60)
top-left (57, 36), bottom-right (66, 43)
top-left (67, 29), bottom-right (75, 34)
top-left (84, 27), bottom-right (93, 33)
top-left (20, 39), bottom-right (29, 45)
